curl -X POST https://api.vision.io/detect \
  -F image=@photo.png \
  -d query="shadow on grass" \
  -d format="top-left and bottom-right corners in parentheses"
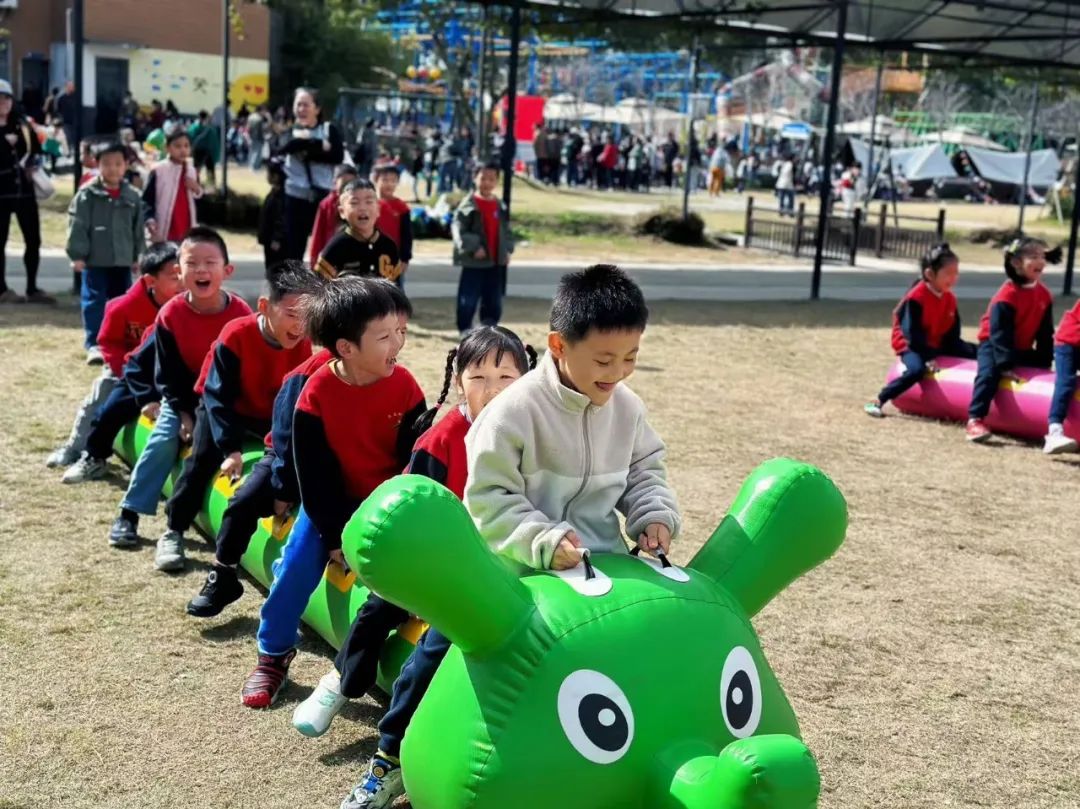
top-left (200, 614), bottom-right (260, 642)
top-left (318, 732), bottom-right (380, 768)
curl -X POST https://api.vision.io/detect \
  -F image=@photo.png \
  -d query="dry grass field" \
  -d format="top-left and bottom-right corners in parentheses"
top-left (1, 295), bottom-right (1079, 809)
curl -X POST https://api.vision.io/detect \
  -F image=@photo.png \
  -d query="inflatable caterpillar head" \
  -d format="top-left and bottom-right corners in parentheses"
top-left (344, 458), bottom-right (847, 809)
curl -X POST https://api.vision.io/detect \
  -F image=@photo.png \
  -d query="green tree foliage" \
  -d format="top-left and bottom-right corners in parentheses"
top-left (264, 0), bottom-right (402, 112)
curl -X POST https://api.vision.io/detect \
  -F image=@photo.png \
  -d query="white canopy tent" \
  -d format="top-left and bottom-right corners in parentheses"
top-left (890, 144), bottom-right (957, 182)
top-left (543, 93), bottom-right (605, 123)
top-left (963, 147), bottom-right (1060, 189)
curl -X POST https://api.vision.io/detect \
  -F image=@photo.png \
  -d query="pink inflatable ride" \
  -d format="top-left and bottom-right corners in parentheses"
top-left (885, 356), bottom-right (1080, 441)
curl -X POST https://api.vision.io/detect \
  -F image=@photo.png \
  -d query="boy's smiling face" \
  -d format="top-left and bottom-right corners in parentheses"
top-left (260, 292), bottom-right (307, 350)
top-left (548, 328), bottom-right (643, 406)
top-left (336, 312), bottom-right (403, 384)
top-left (147, 261), bottom-right (184, 303)
top-left (98, 151), bottom-right (127, 187)
top-left (180, 241), bottom-right (234, 306)
top-left (340, 188), bottom-right (379, 236)
top-left (376, 171), bottom-right (400, 199)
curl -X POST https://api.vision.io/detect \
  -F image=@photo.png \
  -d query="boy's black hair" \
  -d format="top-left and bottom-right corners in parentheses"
top-left (476, 160), bottom-right (501, 175)
top-left (334, 164), bottom-right (359, 180)
top-left (165, 129), bottom-right (191, 146)
top-left (413, 326), bottom-right (536, 436)
top-left (550, 264), bottom-right (649, 343)
top-left (265, 259), bottom-right (324, 303)
top-left (181, 225), bottom-right (230, 266)
top-left (340, 178), bottom-right (377, 196)
top-left (93, 141), bottom-right (127, 161)
top-left (138, 242), bottom-right (180, 276)
top-left (920, 242), bottom-right (958, 278)
top-left (304, 275), bottom-right (398, 357)
top-left (372, 277), bottom-right (413, 319)
top-left (1003, 236), bottom-right (1060, 283)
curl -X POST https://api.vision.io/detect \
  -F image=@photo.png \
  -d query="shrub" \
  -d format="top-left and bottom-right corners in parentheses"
top-left (632, 207), bottom-right (707, 245)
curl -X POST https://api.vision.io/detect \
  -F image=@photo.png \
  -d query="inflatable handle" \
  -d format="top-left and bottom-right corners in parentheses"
top-left (630, 546), bottom-right (673, 568)
top-left (342, 475), bottom-right (534, 655)
top-left (687, 459), bottom-right (846, 617)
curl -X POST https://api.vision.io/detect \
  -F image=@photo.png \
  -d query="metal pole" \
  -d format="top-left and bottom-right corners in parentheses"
top-left (72, 0), bottom-right (84, 195)
top-left (1064, 143), bottom-right (1080, 296)
top-left (476, 4), bottom-right (489, 160)
top-left (501, 0), bottom-right (522, 213)
top-left (864, 55), bottom-right (885, 202)
top-left (220, 0), bottom-right (230, 199)
top-left (811, 0), bottom-right (849, 300)
top-left (682, 36), bottom-right (700, 222)
top-left (1017, 77), bottom-right (1039, 233)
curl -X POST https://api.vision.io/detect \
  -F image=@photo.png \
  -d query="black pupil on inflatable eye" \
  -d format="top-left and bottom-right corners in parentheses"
top-left (578, 693), bottom-right (628, 752)
top-left (725, 670), bottom-right (754, 730)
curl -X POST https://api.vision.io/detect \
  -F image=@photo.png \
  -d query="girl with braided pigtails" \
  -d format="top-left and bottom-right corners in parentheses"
top-left (291, 327), bottom-right (536, 809)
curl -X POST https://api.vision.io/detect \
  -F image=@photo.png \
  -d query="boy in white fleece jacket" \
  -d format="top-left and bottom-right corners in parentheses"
top-left (465, 264), bottom-right (680, 571)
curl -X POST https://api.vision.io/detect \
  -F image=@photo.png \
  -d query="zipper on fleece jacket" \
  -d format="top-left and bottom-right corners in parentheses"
top-left (562, 407), bottom-right (592, 522)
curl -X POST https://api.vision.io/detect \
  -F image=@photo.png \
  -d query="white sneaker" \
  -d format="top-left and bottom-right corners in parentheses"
top-left (154, 530), bottom-right (186, 571)
top-left (86, 345), bottom-right (104, 366)
top-left (61, 453), bottom-right (107, 483)
top-left (293, 671), bottom-right (348, 737)
top-left (340, 755), bottom-right (405, 809)
top-left (1043, 427), bottom-right (1078, 455)
top-left (47, 444), bottom-right (81, 468)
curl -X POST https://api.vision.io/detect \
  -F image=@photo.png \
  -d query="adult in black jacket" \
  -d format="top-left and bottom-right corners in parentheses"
top-left (0, 80), bottom-right (51, 303)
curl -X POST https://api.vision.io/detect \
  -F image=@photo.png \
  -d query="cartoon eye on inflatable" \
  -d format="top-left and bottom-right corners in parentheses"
top-left (557, 669), bottom-right (634, 764)
top-left (720, 646), bottom-right (762, 739)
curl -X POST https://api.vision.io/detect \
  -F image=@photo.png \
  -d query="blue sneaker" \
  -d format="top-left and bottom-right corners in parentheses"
top-left (340, 754), bottom-right (404, 809)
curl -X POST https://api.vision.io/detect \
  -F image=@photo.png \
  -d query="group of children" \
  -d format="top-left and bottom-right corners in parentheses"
top-left (46, 214), bottom-right (680, 808)
top-left (866, 237), bottom-right (1080, 454)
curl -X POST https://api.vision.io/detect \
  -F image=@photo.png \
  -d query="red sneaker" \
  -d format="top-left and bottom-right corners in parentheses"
top-left (965, 419), bottom-right (992, 443)
top-left (241, 650), bottom-right (296, 708)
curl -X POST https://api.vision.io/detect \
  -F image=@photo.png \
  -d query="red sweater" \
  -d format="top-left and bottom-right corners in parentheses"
top-left (407, 406), bottom-right (470, 499)
top-left (98, 275), bottom-right (162, 376)
top-left (474, 195), bottom-right (500, 264)
top-left (194, 314), bottom-right (313, 453)
top-left (154, 292), bottom-right (252, 414)
top-left (977, 281), bottom-right (1053, 348)
top-left (890, 281), bottom-right (959, 354)
top-left (309, 191), bottom-right (342, 266)
top-left (377, 196), bottom-right (411, 259)
top-left (1055, 300), bottom-right (1080, 347)
top-left (293, 362), bottom-right (426, 548)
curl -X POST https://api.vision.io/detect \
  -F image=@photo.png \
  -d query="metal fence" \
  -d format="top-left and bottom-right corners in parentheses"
top-left (744, 198), bottom-right (946, 265)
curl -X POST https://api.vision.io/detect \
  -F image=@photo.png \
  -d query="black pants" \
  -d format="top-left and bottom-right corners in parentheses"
top-left (968, 341), bottom-right (1045, 420)
top-left (283, 192), bottom-right (325, 261)
top-left (456, 265), bottom-right (505, 333)
top-left (334, 594), bottom-right (410, 699)
top-left (216, 452), bottom-right (275, 566)
top-left (165, 404), bottom-right (268, 534)
top-left (877, 351), bottom-right (928, 406)
top-left (0, 195), bottom-right (42, 294)
top-left (376, 627), bottom-right (451, 757)
top-left (85, 382), bottom-right (143, 460)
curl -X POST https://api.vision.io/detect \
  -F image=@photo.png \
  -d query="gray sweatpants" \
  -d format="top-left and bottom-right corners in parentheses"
top-left (64, 369), bottom-right (119, 453)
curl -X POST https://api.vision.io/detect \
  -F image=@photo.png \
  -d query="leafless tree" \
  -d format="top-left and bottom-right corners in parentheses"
top-left (918, 73), bottom-right (970, 130)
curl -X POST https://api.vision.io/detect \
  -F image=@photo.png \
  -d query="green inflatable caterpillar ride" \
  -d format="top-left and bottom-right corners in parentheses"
top-left (343, 459), bottom-right (847, 809)
top-left (113, 416), bottom-right (423, 692)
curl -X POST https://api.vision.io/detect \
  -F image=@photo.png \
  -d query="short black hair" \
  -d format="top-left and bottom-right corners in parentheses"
top-left (340, 178), bottom-right (377, 196)
top-left (920, 242), bottom-right (958, 276)
top-left (550, 264), bottom-right (649, 343)
top-left (305, 275), bottom-right (399, 357)
top-left (334, 164), bottom-right (359, 180)
top-left (138, 242), bottom-right (180, 276)
top-left (476, 160), bottom-right (501, 175)
top-left (375, 277), bottom-right (413, 319)
top-left (181, 225), bottom-right (230, 265)
top-left (265, 259), bottom-right (324, 303)
top-left (165, 129), bottom-right (190, 146)
top-left (94, 141), bottom-right (127, 162)
top-left (373, 162), bottom-right (402, 177)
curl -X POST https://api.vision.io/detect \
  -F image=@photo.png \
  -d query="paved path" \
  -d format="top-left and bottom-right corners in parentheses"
top-left (5, 247), bottom-right (1071, 303)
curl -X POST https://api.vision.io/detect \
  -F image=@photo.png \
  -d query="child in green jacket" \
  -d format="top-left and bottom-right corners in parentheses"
top-left (66, 142), bottom-right (146, 365)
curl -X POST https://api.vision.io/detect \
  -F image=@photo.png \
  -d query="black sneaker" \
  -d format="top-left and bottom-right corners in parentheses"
top-left (109, 514), bottom-right (139, 548)
top-left (186, 566), bottom-right (244, 617)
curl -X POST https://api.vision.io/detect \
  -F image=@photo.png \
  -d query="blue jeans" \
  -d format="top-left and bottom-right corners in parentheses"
top-left (377, 627), bottom-right (451, 757)
top-left (1050, 344), bottom-right (1079, 426)
top-left (777, 188), bottom-right (795, 214)
top-left (81, 266), bottom-right (131, 349)
top-left (120, 401), bottom-right (181, 515)
top-left (456, 265), bottom-right (504, 333)
top-left (257, 507), bottom-right (328, 656)
top-left (877, 351), bottom-right (927, 406)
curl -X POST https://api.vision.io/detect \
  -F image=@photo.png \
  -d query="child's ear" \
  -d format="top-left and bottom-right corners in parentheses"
top-left (256, 296), bottom-right (270, 317)
top-left (335, 337), bottom-right (353, 358)
top-left (546, 331), bottom-right (565, 359)
top-left (223, 263), bottom-right (235, 278)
